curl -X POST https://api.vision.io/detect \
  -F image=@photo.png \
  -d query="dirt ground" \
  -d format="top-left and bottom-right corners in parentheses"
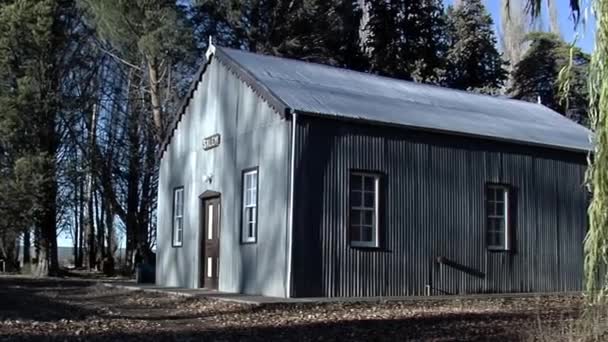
top-left (0, 276), bottom-right (586, 341)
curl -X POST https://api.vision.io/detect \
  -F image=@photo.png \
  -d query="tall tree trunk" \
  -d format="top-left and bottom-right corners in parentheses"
top-left (23, 228), bottom-right (30, 267)
top-left (78, 175), bottom-right (85, 268)
top-left (73, 199), bottom-right (79, 267)
top-left (125, 74), bottom-right (142, 271)
top-left (95, 190), bottom-right (105, 263)
top-left (85, 103), bottom-right (99, 270)
top-left (72, 156), bottom-right (80, 268)
top-left (147, 59), bottom-right (163, 143)
top-left (85, 173), bottom-right (95, 269)
top-left (35, 162), bottom-right (59, 277)
top-left (138, 129), bottom-right (156, 264)
top-left (105, 199), bottom-right (114, 256)
top-left (35, 97), bottom-right (60, 277)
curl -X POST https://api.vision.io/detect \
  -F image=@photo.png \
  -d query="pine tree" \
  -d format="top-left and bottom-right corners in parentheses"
top-left (365, 0), bottom-right (448, 83)
top-left (365, 0), bottom-right (402, 77)
top-left (316, 0), bottom-right (368, 70)
top-left (509, 32), bottom-right (589, 124)
top-left (0, 0), bottom-right (71, 276)
top-left (197, 0), bottom-right (366, 69)
top-left (445, 0), bottom-right (507, 93)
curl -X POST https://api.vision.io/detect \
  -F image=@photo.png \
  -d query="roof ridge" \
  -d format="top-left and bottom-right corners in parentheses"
top-left (217, 46), bottom-right (540, 109)
top-left (160, 45), bottom-right (591, 157)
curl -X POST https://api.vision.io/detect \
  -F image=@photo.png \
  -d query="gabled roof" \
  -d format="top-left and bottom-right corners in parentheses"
top-left (161, 44), bottom-right (593, 157)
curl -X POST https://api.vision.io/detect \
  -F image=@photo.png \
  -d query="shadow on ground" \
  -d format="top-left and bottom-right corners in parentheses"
top-left (0, 276), bottom-right (581, 341)
top-left (0, 277), bottom-right (98, 322)
top-left (8, 312), bottom-right (529, 341)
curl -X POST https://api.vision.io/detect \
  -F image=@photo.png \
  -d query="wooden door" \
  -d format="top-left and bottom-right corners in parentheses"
top-left (202, 197), bottom-right (221, 289)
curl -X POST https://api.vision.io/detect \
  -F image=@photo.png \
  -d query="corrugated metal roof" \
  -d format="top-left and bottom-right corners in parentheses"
top-left (217, 46), bottom-right (592, 153)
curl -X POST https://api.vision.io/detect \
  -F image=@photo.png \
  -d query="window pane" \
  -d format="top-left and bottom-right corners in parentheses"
top-left (247, 208), bottom-right (255, 224)
top-left (364, 192), bottom-right (375, 208)
top-left (486, 188), bottom-right (494, 201)
top-left (349, 173), bottom-right (380, 246)
top-left (350, 210), bottom-right (361, 226)
top-left (248, 222), bottom-right (254, 238)
top-left (350, 174), bottom-right (362, 191)
top-left (179, 190), bottom-right (184, 214)
top-left (350, 226), bottom-right (361, 242)
top-left (486, 203), bottom-right (494, 217)
top-left (351, 190), bottom-right (362, 207)
top-left (242, 170), bottom-right (258, 243)
top-left (487, 231), bottom-right (496, 246)
top-left (207, 257), bottom-right (213, 278)
top-left (251, 172), bottom-right (258, 190)
top-left (496, 202), bottom-right (504, 216)
top-left (245, 173), bottom-right (252, 190)
top-left (361, 226), bottom-right (373, 242)
top-left (496, 218), bottom-right (505, 232)
top-left (364, 176), bottom-right (375, 191)
top-left (364, 210), bottom-right (374, 226)
top-left (486, 185), bottom-right (510, 249)
top-left (174, 189), bottom-right (182, 216)
top-left (207, 204), bottom-right (214, 240)
top-left (246, 189), bottom-right (253, 206)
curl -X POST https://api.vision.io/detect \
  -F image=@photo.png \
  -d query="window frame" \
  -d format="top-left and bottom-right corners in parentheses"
top-left (348, 171), bottom-right (382, 249)
top-left (172, 186), bottom-right (185, 247)
top-left (485, 184), bottom-right (511, 251)
top-left (240, 167), bottom-right (259, 244)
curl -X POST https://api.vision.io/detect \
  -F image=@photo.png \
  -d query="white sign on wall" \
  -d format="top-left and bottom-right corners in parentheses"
top-left (203, 134), bottom-right (221, 150)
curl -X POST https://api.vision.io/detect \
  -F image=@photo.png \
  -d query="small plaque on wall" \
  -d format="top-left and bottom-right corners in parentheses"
top-left (203, 134), bottom-right (221, 150)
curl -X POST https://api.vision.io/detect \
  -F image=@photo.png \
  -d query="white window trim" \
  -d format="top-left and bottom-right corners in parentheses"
top-left (172, 187), bottom-right (184, 247)
top-left (241, 169), bottom-right (258, 244)
top-left (486, 185), bottom-right (510, 251)
top-left (350, 172), bottom-right (380, 248)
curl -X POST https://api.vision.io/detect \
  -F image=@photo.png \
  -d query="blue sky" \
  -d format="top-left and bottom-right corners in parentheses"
top-left (444, 0), bottom-right (595, 53)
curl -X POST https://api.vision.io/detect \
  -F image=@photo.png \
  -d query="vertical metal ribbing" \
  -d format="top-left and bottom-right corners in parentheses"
top-left (290, 115), bottom-right (588, 298)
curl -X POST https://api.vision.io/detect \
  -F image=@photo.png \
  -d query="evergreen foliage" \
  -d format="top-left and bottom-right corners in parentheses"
top-left (365, 0), bottom-right (448, 83)
top-left (509, 32), bottom-right (589, 124)
top-left (196, 0), bottom-right (366, 69)
top-left (445, 0), bottom-right (508, 93)
top-left (0, 0), bottom-right (68, 275)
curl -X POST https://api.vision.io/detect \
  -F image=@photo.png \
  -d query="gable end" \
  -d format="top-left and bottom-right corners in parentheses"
top-left (159, 45), bottom-right (292, 160)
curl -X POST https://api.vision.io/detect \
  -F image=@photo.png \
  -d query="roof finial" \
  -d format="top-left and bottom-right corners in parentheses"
top-left (205, 36), bottom-right (216, 60)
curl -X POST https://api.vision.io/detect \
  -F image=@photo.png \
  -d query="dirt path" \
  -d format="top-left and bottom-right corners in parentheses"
top-left (0, 276), bottom-right (583, 341)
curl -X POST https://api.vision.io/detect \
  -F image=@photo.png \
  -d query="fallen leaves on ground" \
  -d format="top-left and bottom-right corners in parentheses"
top-left (0, 276), bottom-right (590, 341)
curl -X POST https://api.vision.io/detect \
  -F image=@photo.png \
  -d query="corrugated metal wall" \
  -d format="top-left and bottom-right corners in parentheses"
top-left (291, 115), bottom-right (588, 297)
